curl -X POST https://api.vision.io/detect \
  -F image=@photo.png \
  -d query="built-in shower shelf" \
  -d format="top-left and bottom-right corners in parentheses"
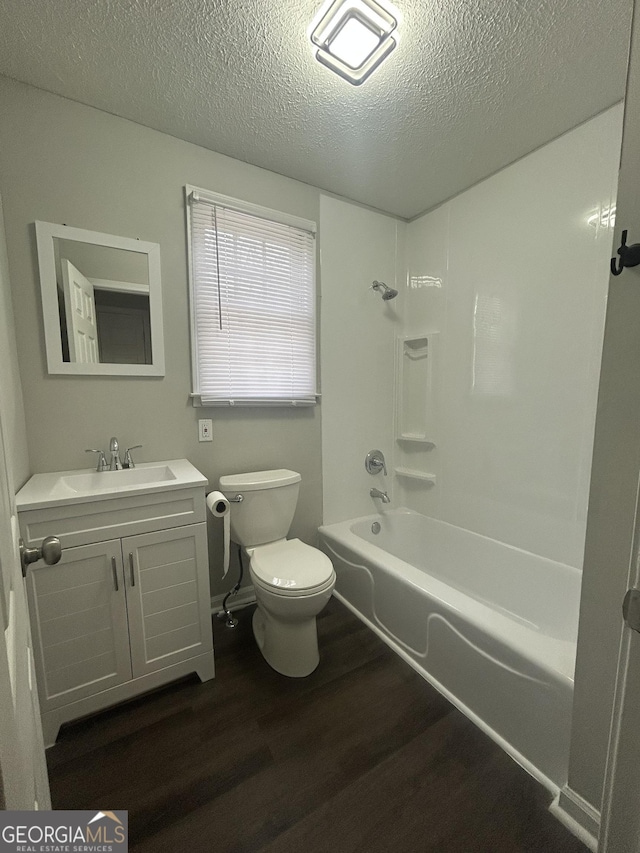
top-left (396, 333), bottom-right (438, 442)
top-left (396, 436), bottom-right (436, 448)
top-left (394, 467), bottom-right (436, 484)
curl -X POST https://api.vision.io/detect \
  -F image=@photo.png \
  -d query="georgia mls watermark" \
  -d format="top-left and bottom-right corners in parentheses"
top-left (0, 811), bottom-right (127, 853)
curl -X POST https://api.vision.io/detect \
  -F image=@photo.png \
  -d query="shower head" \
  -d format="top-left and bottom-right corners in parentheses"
top-left (372, 280), bottom-right (398, 301)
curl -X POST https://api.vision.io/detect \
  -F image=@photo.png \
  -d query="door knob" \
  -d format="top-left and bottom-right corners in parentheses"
top-left (20, 536), bottom-right (62, 577)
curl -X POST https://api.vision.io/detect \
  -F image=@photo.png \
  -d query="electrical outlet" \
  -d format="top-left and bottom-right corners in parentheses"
top-left (198, 419), bottom-right (213, 442)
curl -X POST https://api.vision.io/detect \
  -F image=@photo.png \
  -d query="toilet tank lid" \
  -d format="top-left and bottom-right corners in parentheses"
top-left (219, 469), bottom-right (301, 492)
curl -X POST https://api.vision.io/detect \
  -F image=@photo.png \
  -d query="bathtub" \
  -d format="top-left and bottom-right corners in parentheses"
top-left (318, 508), bottom-right (581, 791)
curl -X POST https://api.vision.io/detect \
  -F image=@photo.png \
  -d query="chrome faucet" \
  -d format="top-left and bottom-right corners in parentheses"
top-left (109, 437), bottom-right (123, 471)
top-left (86, 439), bottom-right (141, 472)
top-left (370, 487), bottom-right (390, 504)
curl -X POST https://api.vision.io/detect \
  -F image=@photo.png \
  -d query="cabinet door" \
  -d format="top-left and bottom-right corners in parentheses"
top-left (123, 523), bottom-right (213, 678)
top-left (26, 540), bottom-right (132, 711)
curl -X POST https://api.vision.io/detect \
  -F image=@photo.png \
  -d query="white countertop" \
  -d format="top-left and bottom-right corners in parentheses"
top-left (16, 458), bottom-right (208, 511)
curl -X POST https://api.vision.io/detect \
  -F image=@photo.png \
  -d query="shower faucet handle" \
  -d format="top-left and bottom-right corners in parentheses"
top-left (365, 449), bottom-right (387, 476)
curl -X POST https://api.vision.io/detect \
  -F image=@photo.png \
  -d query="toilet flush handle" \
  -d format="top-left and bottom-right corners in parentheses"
top-left (227, 494), bottom-right (244, 503)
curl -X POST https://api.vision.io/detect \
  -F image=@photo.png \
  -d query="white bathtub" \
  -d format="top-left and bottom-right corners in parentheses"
top-left (318, 508), bottom-right (581, 791)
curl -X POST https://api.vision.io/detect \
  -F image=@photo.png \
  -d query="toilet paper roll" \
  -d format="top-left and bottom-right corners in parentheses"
top-left (206, 491), bottom-right (231, 578)
top-left (206, 490), bottom-right (229, 518)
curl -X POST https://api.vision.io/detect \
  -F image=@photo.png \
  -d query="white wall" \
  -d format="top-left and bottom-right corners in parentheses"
top-left (0, 196), bottom-right (29, 489)
top-left (320, 196), bottom-right (404, 524)
top-left (400, 105), bottom-right (623, 568)
top-left (0, 76), bottom-right (324, 596)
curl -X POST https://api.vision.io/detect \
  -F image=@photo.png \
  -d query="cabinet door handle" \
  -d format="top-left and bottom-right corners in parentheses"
top-left (111, 556), bottom-right (119, 591)
top-left (129, 552), bottom-right (136, 587)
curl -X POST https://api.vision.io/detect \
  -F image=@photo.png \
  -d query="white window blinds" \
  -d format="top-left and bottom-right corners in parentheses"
top-left (188, 190), bottom-right (317, 405)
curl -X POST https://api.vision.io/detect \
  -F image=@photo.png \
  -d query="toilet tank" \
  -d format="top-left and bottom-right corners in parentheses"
top-left (219, 469), bottom-right (301, 548)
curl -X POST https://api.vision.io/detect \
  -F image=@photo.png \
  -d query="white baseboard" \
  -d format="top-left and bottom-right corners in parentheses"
top-left (211, 585), bottom-right (256, 615)
top-left (550, 786), bottom-right (600, 852)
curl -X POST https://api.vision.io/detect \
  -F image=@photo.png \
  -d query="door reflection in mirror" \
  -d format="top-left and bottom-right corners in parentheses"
top-left (53, 238), bottom-right (152, 365)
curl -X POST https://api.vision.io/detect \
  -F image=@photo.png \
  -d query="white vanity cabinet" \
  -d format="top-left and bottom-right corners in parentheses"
top-left (122, 525), bottom-right (211, 677)
top-left (26, 539), bottom-right (133, 707)
top-left (16, 460), bottom-right (215, 746)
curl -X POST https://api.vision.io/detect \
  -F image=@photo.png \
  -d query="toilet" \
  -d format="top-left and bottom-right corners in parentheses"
top-left (219, 469), bottom-right (335, 677)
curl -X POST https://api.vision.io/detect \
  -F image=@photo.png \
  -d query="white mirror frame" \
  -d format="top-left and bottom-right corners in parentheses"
top-left (35, 221), bottom-right (165, 376)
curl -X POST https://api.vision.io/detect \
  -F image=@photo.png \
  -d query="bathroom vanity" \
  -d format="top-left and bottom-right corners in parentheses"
top-left (16, 459), bottom-right (214, 746)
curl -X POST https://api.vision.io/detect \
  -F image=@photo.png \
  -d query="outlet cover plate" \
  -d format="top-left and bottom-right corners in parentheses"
top-left (198, 419), bottom-right (213, 442)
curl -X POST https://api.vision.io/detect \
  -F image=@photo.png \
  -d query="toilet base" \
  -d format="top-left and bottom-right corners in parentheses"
top-left (252, 605), bottom-right (320, 678)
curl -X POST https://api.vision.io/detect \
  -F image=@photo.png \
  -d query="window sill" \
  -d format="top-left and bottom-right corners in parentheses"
top-left (190, 394), bottom-right (320, 408)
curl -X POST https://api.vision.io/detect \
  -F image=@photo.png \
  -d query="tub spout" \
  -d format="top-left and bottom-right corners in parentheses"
top-left (370, 488), bottom-right (390, 504)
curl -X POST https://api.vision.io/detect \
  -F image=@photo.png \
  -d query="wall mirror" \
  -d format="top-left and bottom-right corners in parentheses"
top-left (35, 221), bottom-right (165, 376)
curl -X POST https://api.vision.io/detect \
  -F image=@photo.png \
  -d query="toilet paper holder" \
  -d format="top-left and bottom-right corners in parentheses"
top-left (227, 493), bottom-right (244, 503)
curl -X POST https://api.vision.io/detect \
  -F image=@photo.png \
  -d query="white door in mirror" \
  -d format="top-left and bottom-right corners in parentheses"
top-left (61, 259), bottom-right (99, 363)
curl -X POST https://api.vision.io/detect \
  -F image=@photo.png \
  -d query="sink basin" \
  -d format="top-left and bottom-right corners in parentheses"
top-left (60, 465), bottom-right (176, 494)
top-left (15, 459), bottom-right (207, 510)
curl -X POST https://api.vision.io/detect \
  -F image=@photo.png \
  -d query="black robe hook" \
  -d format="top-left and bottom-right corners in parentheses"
top-left (611, 230), bottom-right (640, 276)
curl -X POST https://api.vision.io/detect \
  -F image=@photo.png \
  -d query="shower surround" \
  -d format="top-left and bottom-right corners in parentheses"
top-left (319, 104), bottom-right (624, 801)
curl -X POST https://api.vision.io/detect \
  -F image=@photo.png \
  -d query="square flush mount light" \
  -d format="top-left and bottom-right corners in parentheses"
top-left (310, 0), bottom-right (399, 85)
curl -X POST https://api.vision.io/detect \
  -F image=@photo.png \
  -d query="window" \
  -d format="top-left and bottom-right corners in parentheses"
top-left (186, 187), bottom-right (318, 406)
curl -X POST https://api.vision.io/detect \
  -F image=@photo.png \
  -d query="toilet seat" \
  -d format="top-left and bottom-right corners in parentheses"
top-left (251, 571), bottom-right (335, 598)
top-left (249, 538), bottom-right (334, 596)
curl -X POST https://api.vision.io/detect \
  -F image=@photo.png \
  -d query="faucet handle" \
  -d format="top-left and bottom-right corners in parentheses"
top-left (85, 449), bottom-right (108, 472)
top-left (123, 445), bottom-right (142, 469)
top-left (365, 449), bottom-right (387, 476)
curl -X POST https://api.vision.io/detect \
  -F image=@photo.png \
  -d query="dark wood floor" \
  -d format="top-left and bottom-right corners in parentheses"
top-left (47, 598), bottom-right (586, 853)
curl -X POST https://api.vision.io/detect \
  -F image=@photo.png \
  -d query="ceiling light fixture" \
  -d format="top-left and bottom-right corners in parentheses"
top-left (310, 0), bottom-right (399, 86)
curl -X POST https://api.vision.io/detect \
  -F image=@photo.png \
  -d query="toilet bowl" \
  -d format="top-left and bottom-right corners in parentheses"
top-left (219, 469), bottom-right (335, 677)
top-left (249, 538), bottom-right (335, 677)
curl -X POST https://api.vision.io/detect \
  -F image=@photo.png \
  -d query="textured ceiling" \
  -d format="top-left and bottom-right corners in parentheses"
top-left (0, 0), bottom-right (632, 218)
